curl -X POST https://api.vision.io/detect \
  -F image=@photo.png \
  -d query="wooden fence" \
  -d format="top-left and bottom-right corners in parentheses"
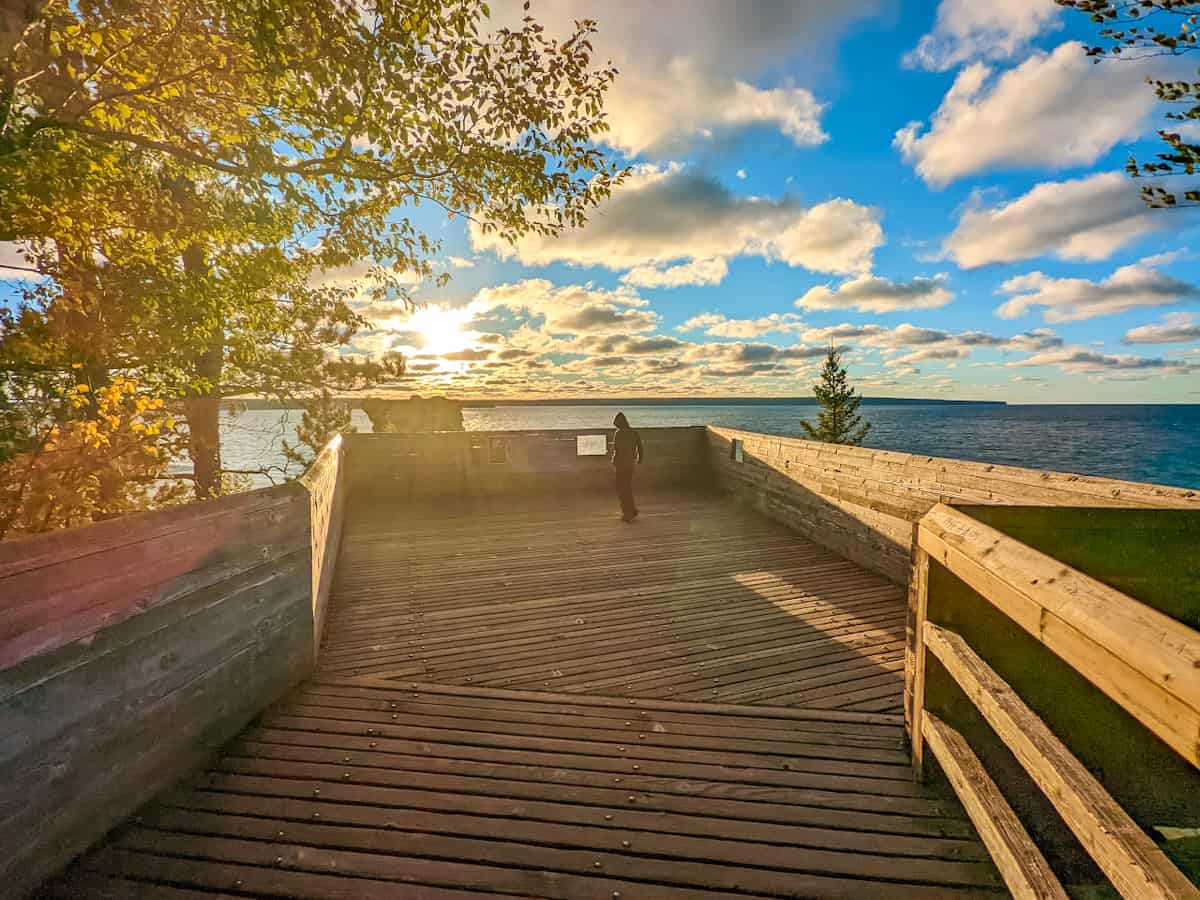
top-left (344, 426), bottom-right (712, 503)
top-left (908, 503), bottom-right (1200, 899)
top-left (706, 426), bottom-right (1199, 584)
top-left (0, 442), bottom-right (349, 897)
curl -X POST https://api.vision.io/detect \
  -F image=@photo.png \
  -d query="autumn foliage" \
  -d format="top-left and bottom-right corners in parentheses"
top-left (0, 376), bottom-right (186, 539)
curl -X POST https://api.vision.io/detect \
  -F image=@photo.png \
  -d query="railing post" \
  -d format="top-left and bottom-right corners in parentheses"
top-left (906, 525), bottom-right (931, 781)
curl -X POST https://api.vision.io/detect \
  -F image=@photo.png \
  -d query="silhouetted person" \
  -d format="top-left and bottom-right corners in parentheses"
top-left (612, 412), bottom-right (643, 522)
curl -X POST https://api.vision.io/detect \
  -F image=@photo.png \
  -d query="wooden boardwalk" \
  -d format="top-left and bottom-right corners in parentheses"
top-left (319, 493), bottom-right (907, 712)
top-left (46, 492), bottom-right (1005, 897)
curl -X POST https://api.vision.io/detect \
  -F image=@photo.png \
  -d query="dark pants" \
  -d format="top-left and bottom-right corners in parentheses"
top-left (615, 464), bottom-right (637, 519)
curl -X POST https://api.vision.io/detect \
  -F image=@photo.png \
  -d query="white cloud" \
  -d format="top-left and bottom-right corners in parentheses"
top-left (995, 263), bottom-right (1200, 322)
top-left (677, 312), bottom-right (806, 338)
top-left (895, 43), bottom-right (1159, 186)
top-left (1138, 248), bottom-right (1193, 267)
top-left (445, 256), bottom-right (475, 269)
top-left (575, 334), bottom-right (691, 355)
top-left (736, 169), bottom-right (748, 180)
top-left (904, 0), bottom-right (1060, 72)
top-left (471, 165), bottom-right (883, 277)
top-left (943, 171), bottom-right (1181, 268)
top-left (1009, 345), bottom-right (1199, 376)
top-left (1123, 312), bottom-right (1200, 344)
top-left (683, 340), bottom-right (829, 377)
top-left (603, 62), bottom-right (829, 156)
top-left (1175, 121), bottom-right (1200, 142)
top-left (621, 258), bottom-right (728, 288)
top-left (792, 321), bottom-right (1065, 372)
top-left (796, 273), bottom-right (954, 313)
top-left (0, 241), bottom-right (40, 280)
top-left (798, 322), bottom-right (1063, 365)
top-left (473, 279), bottom-right (658, 335)
top-left (499, 1), bottom-right (877, 156)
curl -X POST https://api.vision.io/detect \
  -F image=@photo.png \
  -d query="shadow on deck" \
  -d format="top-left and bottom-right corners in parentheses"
top-left (320, 492), bottom-right (907, 712)
top-left (42, 490), bottom-right (1006, 898)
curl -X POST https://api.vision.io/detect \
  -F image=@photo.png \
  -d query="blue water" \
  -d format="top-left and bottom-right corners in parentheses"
top-left (219, 403), bottom-right (1200, 489)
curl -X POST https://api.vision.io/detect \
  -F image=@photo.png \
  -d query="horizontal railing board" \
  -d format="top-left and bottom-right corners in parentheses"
top-left (707, 427), bottom-right (1199, 584)
top-left (2, 611), bottom-right (310, 897)
top-left (0, 483), bottom-right (308, 671)
top-left (0, 552), bottom-right (309, 763)
top-left (0, 483), bottom-right (305, 579)
top-left (0, 451), bottom-right (339, 897)
top-left (921, 710), bottom-right (1069, 900)
top-left (923, 622), bottom-right (1199, 900)
top-left (954, 506), bottom-right (1200, 631)
top-left (918, 503), bottom-right (1200, 770)
top-left (344, 427), bottom-right (712, 504)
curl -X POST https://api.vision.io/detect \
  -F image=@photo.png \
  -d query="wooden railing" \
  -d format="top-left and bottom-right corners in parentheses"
top-left (344, 426), bottom-right (712, 501)
top-left (706, 426), bottom-right (1200, 585)
top-left (908, 503), bottom-right (1200, 900)
top-left (0, 437), bottom-right (350, 898)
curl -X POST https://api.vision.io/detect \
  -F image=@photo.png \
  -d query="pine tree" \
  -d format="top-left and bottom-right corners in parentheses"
top-left (801, 348), bottom-right (871, 446)
top-left (281, 390), bottom-right (357, 470)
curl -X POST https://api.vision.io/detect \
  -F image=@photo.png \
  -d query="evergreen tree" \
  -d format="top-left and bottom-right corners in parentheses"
top-left (281, 390), bottom-right (358, 470)
top-left (801, 348), bottom-right (871, 446)
top-left (1054, 1), bottom-right (1200, 209)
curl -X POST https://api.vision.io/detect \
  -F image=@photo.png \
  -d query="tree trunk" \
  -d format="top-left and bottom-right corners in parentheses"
top-left (183, 373), bottom-right (222, 500)
top-left (181, 241), bottom-right (223, 500)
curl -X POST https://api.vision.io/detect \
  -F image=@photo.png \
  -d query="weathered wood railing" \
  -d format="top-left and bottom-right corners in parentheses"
top-left (707, 426), bottom-right (1199, 584)
top-left (0, 438), bottom-right (348, 898)
top-left (344, 426), bottom-right (711, 502)
top-left (908, 503), bottom-right (1200, 899)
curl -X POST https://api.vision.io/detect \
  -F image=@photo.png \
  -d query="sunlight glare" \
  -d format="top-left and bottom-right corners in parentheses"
top-left (408, 304), bottom-right (477, 356)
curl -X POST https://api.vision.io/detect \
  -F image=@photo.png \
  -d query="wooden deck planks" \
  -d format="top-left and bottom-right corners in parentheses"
top-left (45, 492), bottom-right (1007, 897)
top-left (53, 683), bottom-right (1003, 898)
top-left (319, 494), bottom-right (908, 713)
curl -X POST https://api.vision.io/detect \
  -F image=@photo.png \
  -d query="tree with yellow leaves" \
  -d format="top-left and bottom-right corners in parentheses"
top-left (2, 0), bottom-right (625, 500)
top-left (0, 375), bottom-right (187, 539)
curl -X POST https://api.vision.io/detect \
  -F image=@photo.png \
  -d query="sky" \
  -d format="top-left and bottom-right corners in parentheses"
top-left (5, 0), bottom-right (1200, 402)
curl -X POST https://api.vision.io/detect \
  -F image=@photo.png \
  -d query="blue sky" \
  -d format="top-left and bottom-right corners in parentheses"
top-left (5, 0), bottom-right (1199, 402)
top-left (384, 0), bottom-right (1200, 402)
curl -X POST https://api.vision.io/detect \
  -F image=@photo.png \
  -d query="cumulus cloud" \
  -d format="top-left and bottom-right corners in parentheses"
top-left (678, 312), bottom-right (806, 338)
top-left (473, 279), bottom-right (658, 335)
top-left (434, 348), bottom-right (494, 361)
top-left (497, 0), bottom-right (877, 156)
top-left (943, 172), bottom-right (1181, 268)
top-left (1123, 312), bottom-right (1200, 345)
top-left (575, 334), bottom-right (691, 356)
top-left (621, 258), bottom-right (728, 289)
top-left (470, 165), bottom-right (883, 277)
top-left (1009, 345), bottom-right (1199, 376)
top-left (684, 341), bottom-right (828, 378)
top-left (795, 273), bottom-right (954, 313)
top-left (604, 65), bottom-right (828, 156)
top-left (798, 322), bottom-right (1062, 365)
top-left (895, 43), bottom-right (1159, 186)
top-left (904, 0), bottom-right (1060, 72)
top-left (995, 263), bottom-right (1200, 322)
top-left (684, 341), bottom-right (828, 364)
top-left (445, 256), bottom-right (475, 269)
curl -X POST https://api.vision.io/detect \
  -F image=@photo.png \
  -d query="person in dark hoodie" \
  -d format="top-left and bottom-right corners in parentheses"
top-left (611, 412), bottom-right (643, 522)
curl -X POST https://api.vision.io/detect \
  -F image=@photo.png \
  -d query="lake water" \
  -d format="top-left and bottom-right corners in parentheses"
top-left (216, 403), bottom-right (1200, 490)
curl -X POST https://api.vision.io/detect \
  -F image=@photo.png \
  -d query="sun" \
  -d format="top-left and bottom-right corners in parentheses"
top-left (408, 304), bottom-right (476, 356)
